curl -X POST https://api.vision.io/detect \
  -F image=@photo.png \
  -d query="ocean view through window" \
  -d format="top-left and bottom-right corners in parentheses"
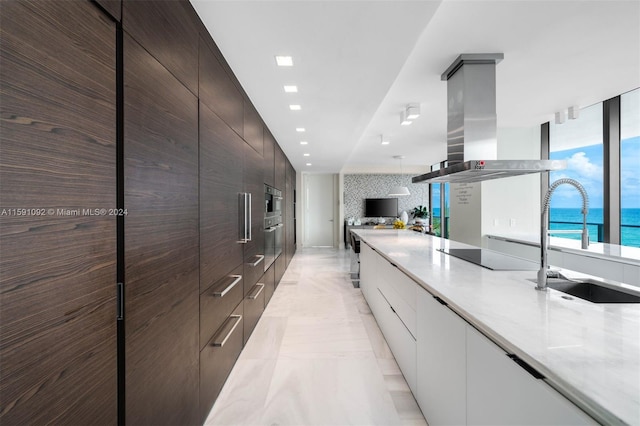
top-left (549, 103), bottom-right (605, 244)
top-left (620, 89), bottom-right (640, 247)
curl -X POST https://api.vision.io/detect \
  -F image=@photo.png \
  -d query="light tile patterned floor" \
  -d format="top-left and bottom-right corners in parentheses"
top-left (204, 248), bottom-right (427, 426)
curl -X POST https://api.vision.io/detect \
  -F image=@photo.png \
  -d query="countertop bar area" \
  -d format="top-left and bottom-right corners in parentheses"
top-left (354, 229), bottom-right (640, 425)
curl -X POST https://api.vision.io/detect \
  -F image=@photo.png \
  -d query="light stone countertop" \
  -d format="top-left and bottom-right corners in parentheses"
top-left (353, 229), bottom-right (640, 426)
top-left (487, 233), bottom-right (640, 266)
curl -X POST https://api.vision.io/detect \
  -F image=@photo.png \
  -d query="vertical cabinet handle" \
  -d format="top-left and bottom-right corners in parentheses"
top-left (248, 192), bottom-right (252, 242)
top-left (212, 315), bottom-right (242, 347)
top-left (239, 192), bottom-right (253, 243)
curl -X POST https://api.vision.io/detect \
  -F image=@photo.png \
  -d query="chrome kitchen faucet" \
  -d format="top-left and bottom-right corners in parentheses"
top-left (537, 178), bottom-right (589, 291)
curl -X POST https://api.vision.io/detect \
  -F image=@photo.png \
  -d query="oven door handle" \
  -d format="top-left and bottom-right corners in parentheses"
top-left (265, 226), bottom-right (277, 233)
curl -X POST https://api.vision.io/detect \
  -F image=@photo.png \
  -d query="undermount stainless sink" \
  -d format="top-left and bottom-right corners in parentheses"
top-left (545, 279), bottom-right (640, 304)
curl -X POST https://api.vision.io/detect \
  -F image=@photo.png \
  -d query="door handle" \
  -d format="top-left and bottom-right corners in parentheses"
top-left (248, 255), bottom-right (264, 267)
top-left (212, 315), bottom-right (242, 347)
top-left (239, 193), bottom-right (248, 244)
top-left (212, 275), bottom-right (242, 298)
top-left (248, 283), bottom-right (265, 300)
top-left (247, 192), bottom-right (252, 242)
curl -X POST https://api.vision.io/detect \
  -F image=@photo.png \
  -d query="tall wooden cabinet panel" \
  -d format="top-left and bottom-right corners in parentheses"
top-left (0, 1), bottom-right (117, 424)
top-left (200, 39), bottom-right (244, 137)
top-left (200, 102), bottom-right (245, 292)
top-left (263, 129), bottom-right (275, 187)
top-left (285, 160), bottom-right (296, 266)
top-left (243, 99), bottom-right (264, 155)
top-left (122, 0), bottom-right (198, 95)
top-left (243, 142), bottom-right (266, 295)
top-left (123, 33), bottom-right (200, 426)
top-left (275, 144), bottom-right (286, 192)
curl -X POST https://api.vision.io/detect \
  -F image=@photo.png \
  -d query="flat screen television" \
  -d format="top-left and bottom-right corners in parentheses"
top-left (365, 198), bottom-right (398, 218)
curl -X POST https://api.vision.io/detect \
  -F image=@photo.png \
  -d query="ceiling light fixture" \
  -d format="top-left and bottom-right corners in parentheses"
top-left (296, 128), bottom-right (306, 132)
top-left (275, 56), bottom-right (293, 66)
top-left (388, 155), bottom-right (410, 197)
top-left (380, 135), bottom-right (390, 145)
top-left (300, 141), bottom-right (308, 145)
top-left (306, 163), bottom-right (312, 166)
top-left (289, 104), bottom-right (301, 111)
top-left (406, 104), bottom-right (421, 120)
top-left (568, 105), bottom-right (580, 120)
top-left (303, 153), bottom-right (310, 157)
top-left (284, 85), bottom-right (298, 93)
top-left (400, 110), bottom-right (412, 126)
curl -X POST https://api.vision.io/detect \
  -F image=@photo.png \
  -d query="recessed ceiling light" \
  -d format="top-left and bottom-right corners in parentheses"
top-left (381, 141), bottom-right (390, 145)
top-left (380, 135), bottom-right (390, 145)
top-left (400, 110), bottom-right (412, 126)
top-left (306, 163), bottom-right (312, 166)
top-left (303, 153), bottom-right (310, 157)
top-left (296, 128), bottom-right (306, 132)
top-left (284, 85), bottom-right (298, 93)
top-left (289, 105), bottom-right (301, 111)
top-left (300, 141), bottom-right (308, 145)
top-left (406, 104), bottom-right (420, 120)
top-left (275, 56), bottom-right (293, 66)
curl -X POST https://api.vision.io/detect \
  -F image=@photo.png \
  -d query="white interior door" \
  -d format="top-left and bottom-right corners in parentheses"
top-left (304, 174), bottom-right (335, 247)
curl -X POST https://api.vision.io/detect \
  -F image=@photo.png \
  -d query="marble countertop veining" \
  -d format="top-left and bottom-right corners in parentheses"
top-left (353, 229), bottom-right (640, 426)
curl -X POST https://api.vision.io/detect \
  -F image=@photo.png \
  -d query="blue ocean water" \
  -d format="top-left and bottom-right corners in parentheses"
top-left (549, 208), bottom-right (640, 248)
top-left (431, 208), bottom-right (640, 247)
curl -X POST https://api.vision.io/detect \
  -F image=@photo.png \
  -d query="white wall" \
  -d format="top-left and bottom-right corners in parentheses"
top-left (482, 126), bottom-right (542, 244)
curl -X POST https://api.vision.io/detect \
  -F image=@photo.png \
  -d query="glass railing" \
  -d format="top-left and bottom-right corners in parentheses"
top-left (549, 220), bottom-right (640, 248)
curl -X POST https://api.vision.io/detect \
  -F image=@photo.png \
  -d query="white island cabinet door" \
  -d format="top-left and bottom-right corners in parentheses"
top-left (466, 326), bottom-right (596, 425)
top-left (359, 242), bottom-right (376, 308)
top-left (416, 287), bottom-right (467, 426)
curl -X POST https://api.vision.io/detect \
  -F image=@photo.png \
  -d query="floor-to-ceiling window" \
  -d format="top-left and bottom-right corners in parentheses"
top-left (549, 102), bottom-right (604, 243)
top-left (620, 89), bottom-right (640, 247)
top-left (430, 182), bottom-right (449, 238)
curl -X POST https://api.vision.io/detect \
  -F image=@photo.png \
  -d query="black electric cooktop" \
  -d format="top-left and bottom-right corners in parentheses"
top-left (437, 248), bottom-right (539, 271)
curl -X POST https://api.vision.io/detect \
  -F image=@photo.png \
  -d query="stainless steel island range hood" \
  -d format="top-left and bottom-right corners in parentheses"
top-left (412, 54), bottom-right (565, 184)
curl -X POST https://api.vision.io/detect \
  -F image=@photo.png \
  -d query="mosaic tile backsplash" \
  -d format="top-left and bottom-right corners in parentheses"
top-left (344, 174), bottom-right (429, 222)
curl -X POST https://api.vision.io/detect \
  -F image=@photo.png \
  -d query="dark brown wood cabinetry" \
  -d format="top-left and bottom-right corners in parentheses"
top-left (123, 33), bottom-right (200, 426)
top-left (286, 160), bottom-right (297, 266)
top-left (264, 129), bottom-right (276, 187)
top-left (200, 102), bottom-right (245, 292)
top-left (0, 1), bottom-right (117, 424)
top-left (275, 144), bottom-right (287, 192)
top-left (199, 302), bottom-right (244, 423)
top-left (243, 142), bottom-right (266, 295)
top-left (263, 263), bottom-right (276, 306)
top-left (200, 39), bottom-right (244, 137)
top-left (95, 0), bottom-right (121, 21)
top-left (1, 1), bottom-right (296, 424)
top-left (200, 266), bottom-right (244, 350)
top-left (123, 0), bottom-right (199, 95)
top-left (244, 99), bottom-right (264, 155)
top-left (244, 280), bottom-right (266, 344)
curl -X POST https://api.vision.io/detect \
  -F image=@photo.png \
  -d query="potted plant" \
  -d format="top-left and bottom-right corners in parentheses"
top-left (411, 205), bottom-right (429, 224)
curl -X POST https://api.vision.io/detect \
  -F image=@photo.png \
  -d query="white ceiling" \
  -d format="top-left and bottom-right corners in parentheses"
top-left (191, 0), bottom-right (640, 174)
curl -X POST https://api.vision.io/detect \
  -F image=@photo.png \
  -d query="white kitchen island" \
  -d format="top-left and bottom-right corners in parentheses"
top-left (353, 229), bottom-right (640, 426)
